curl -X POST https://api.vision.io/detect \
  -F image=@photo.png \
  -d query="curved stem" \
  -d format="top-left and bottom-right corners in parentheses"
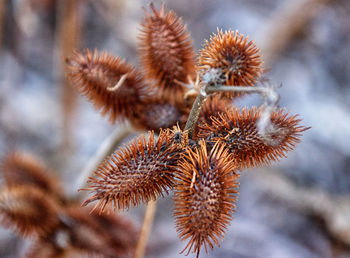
top-left (73, 124), bottom-right (133, 198)
top-left (184, 89), bottom-right (208, 139)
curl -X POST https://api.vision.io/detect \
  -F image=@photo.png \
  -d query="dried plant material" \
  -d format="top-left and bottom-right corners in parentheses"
top-left (199, 107), bottom-right (309, 169)
top-left (199, 95), bottom-right (232, 124)
top-left (139, 3), bottom-right (196, 98)
top-left (66, 49), bottom-right (151, 123)
top-left (64, 206), bottom-right (137, 257)
top-left (1, 152), bottom-right (64, 202)
top-left (83, 130), bottom-right (181, 212)
top-left (130, 101), bottom-right (188, 132)
top-left (198, 29), bottom-right (263, 97)
top-left (0, 186), bottom-right (60, 236)
top-left (27, 205), bottom-right (137, 258)
top-left (26, 242), bottom-right (89, 258)
top-left (169, 124), bottom-right (189, 149)
top-left (193, 95), bottom-right (233, 139)
top-left (174, 140), bottom-right (239, 257)
top-left (90, 211), bottom-right (137, 256)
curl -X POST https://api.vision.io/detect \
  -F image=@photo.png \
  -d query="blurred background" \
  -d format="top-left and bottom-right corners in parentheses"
top-left (0, 0), bottom-right (350, 257)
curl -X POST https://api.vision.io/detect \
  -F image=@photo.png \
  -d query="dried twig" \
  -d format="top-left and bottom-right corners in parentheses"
top-left (56, 0), bottom-right (82, 152)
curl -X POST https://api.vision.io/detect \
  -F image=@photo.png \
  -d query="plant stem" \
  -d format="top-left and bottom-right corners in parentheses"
top-left (135, 200), bottom-right (157, 258)
top-left (73, 124), bottom-right (133, 198)
top-left (184, 88), bottom-right (208, 139)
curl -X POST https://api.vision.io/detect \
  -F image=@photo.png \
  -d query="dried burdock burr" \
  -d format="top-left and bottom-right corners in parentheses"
top-left (83, 129), bottom-right (182, 212)
top-left (130, 101), bottom-right (189, 132)
top-left (1, 152), bottom-right (64, 202)
top-left (66, 49), bottom-right (151, 123)
top-left (173, 140), bottom-right (239, 257)
top-left (198, 29), bottom-right (263, 98)
top-left (61, 205), bottom-right (137, 257)
top-left (26, 205), bottom-right (137, 258)
top-left (0, 186), bottom-right (60, 237)
top-left (198, 107), bottom-right (309, 169)
top-left (139, 3), bottom-right (196, 99)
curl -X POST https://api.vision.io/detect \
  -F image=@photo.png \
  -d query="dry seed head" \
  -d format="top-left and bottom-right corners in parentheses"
top-left (1, 152), bottom-right (64, 202)
top-left (26, 242), bottom-right (91, 258)
top-left (169, 124), bottom-right (189, 149)
top-left (139, 3), bottom-right (196, 98)
top-left (0, 186), bottom-right (60, 236)
top-left (66, 49), bottom-right (151, 123)
top-left (27, 204), bottom-right (137, 258)
top-left (83, 130), bottom-right (181, 212)
top-left (130, 101), bottom-right (188, 132)
top-left (198, 107), bottom-right (309, 169)
top-left (58, 205), bottom-right (137, 257)
top-left (193, 95), bottom-right (233, 140)
top-left (199, 29), bottom-right (263, 97)
top-left (90, 210), bottom-right (137, 256)
top-left (174, 140), bottom-right (239, 257)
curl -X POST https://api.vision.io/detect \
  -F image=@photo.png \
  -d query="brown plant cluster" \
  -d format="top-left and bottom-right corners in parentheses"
top-left (65, 3), bottom-right (309, 257)
top-left (0, 152), bottom-right (137, 257)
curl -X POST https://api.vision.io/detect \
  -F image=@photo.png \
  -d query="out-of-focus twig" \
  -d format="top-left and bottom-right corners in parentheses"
top-left (257, 169), bottom-right (350, 248)
top-left (74, 124), bottom-right (134, 198)
top-left (56, 0), bottom-right (81, 153)
top-left (258, 0), bottom-right (333, 66)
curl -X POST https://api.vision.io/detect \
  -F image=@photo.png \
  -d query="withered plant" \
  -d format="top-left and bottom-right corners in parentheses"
top-left (65, 3), bottom-right (309, 257)
top-left (0, 152), bottom-right (137, 257)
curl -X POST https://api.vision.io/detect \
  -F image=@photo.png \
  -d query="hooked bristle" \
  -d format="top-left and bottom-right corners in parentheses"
top-left (198, 29), bottom-right (263, 98)
top-left (139, 3), bottom-right (196, 100)
top-left (66, 49), bottom-right (151, 123)
top-left (173, 140), bottom-right (239, 257)
top-left (198, 107), bottom-right (310, 169)
top-left (0, 186), bottom-right (60, 237)
top-left (82, 130), bottom-right (182, 212)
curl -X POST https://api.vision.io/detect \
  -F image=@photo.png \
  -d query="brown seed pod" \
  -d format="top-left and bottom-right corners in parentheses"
top-left (27, 204), bottom-right (137, 258)
top-left (173, 140), bottom-right (239, 257)
top-left (1, 152), bottom-right (65, 202)
top-left (64, 205), bottom-right (137, 257)
top-left (0, 186), bottom-right (60, 237)
top-left (169, 124), bottom-right (189, 149)
top-left (26, 241), bottom-right (87, 258)
top-left (198, 107), bottom-right (309, 169)
top-left (83, 130), bottom-right (181, 212)
top-left (139, 3), bottom-right (196, 99)
top-left (90, 211), bottom-right (137, 256)
top-left (130, 101), bottom-right (189, 132)
top-left (198, 29), bottom-right (263, 98)
top-left (193, 95), bottom-right (233, 140)
top-left (66, 49), bottom-right (151, 123)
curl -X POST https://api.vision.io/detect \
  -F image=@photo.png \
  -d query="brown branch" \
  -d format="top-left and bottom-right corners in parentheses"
top-left (56, 0), bottom-right (82, 152)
